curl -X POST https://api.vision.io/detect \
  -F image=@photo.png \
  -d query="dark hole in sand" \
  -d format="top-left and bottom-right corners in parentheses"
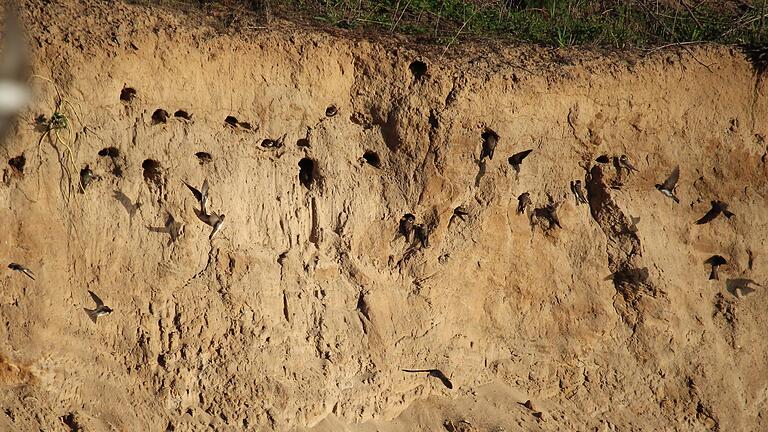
top-left (297, 138), bottom-right (310, 148)
top-left (595, 154), bottom-right (610, 164)
top-left (409, 60), bottom-right (427, 79)
top-left (325, 105), bottom-right (338, 117)
top-left (174, 110), bottom-right (192, 120)
top-left (152, 109), bottom-right (169, 124)
top-left (298, 158), bottom-right (315, 189)
top-left (120, 87), bottom-right (137, 102)
top-left (98, 147), bottom-right (120, 158)
top-left (195, 152), bottom-right (213, 164)
top-left (225, 116), bottom-right (239, 127)
top-left (142, 159), bottom-right (162, 182)
top-left (362, 151), bottom-right (381, 168)
top-left (8, 154), bottom-right (25, 174)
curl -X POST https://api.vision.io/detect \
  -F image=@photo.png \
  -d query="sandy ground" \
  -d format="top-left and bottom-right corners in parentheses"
top-left (1, 1), bottom-right (767, 431)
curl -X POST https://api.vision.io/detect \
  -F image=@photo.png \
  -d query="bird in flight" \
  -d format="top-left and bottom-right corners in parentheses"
top-left (655, 166), bottom-right (680, 203)
top-left (8, 263), bottom-right (34, 280)
top-left (84, 290), bottom-right (113, 323)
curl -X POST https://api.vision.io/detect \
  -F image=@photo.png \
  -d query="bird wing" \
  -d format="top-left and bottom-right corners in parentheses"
top-left (201, 179), bottom-right (209, 197)
top-left (510, 149), bottom-right (533, 165)
top-left (184, 181), bottom-right (203, 202)
top-left (194, 208), bottom-right (213, 226)
top-left (88, 290), bottom-right (104, 307)
top-left (662, 166), bottom-right (680, 190)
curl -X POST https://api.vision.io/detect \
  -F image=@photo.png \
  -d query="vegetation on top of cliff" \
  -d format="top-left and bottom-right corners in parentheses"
top-left (138, 0), bottom-right (766, 49)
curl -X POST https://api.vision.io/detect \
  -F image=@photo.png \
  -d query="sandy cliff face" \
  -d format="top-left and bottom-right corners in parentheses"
top-left (1, 1), bottom-right (767, 431)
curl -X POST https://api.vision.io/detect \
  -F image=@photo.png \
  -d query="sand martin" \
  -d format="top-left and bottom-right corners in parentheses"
top-left (517, 192), bottom-right (531, 215)
top-left (183, 179), bottom-right (209, 215)
top-left (399, 213), bottom-right (416, 241)
top-left (656, 166), bottom-right (680, 203)
top-left (414, 224), bottom-right (430, 248)
top-left (618, 154), bottom-right (639, 173)
top-left (480, 129), bottom-right (499, 161)
top-left (704, 255), bottom-right (727, 280)
top-left (453, 206), bottom-right (469, 221)
top-left (402, 369), bottom-right (453, 389)
top-left (696, 201), bottom-right (735, 224)
top-left (508, 149), bottom-right (533, 176)
top-left (195, 208), bottom-right (225, 240)
top-left (8, 263), bottom-right (34, 280)
top-left (84, 290), bottom-right (113, 323)
top-left (570, 180), bottom-right (587, 205)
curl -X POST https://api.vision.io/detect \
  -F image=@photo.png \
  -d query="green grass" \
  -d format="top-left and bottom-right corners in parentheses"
top-left (145, 0), bottom-right (768, 49)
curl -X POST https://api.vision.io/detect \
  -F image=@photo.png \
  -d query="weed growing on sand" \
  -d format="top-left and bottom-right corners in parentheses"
top-left (31, 75), bottom-right (83, 204)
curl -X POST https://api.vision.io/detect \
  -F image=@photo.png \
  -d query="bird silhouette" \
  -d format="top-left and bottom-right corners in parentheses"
top-left (695, 201), bottom-right (735, 224)
top-left (704, 255), bottom-right (727, 280)
top-left (480, 129), bottom-right (499, 161)
top-left (618, 154), bottom-right (639, 173)
top-left (508, 149), bottom-right (533, 175)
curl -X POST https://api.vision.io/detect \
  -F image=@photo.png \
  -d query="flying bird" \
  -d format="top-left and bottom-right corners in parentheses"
top-left (704, 255), bottom-right (727, 280)
top-left (618, 154), bottom-right (639, 173)
top-left (453, 206), bottom-right (469, 222)
top-left (195, 209), bottom-right (225, 240)
top-left (8, 263), bottom-right (34, 280)
top-left (480, 129), bottom-right (499, 161)
top-left (695, 201), bottom-right (735, 225)
top-left (183, 179), bottom-right (209, 215)
top-left (402, 369), bottom-right (453, 389)
top-left (508, 149), bottom-right (533, 175)
top-left (570, 180), bottom-right (587, 205)
top-left (84, 290), bottom-right (113, 323)
top-left (655, 166), bottom-right (680, 203)
top-left (517, 192), bottom-right (531, 215)
top-left (399, 213), bottom-right (416, 241)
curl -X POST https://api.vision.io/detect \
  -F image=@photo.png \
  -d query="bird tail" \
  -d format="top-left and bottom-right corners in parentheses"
top-left (672, 195), bottom-right (680, 204)
top-left (84, 308), bottom-right (98, 323)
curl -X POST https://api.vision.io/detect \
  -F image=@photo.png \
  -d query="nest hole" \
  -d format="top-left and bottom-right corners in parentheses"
top-left (298, 158), bottom-right (316, 189)
top-left (151, 109), bottom-right (169, 124)
top-left (98, 147), bottom-right (120, 158)
top-left (8, 154), bottom-right (25, 174)
top-left (174, 110), bottom-right (192, 120)
top-left (297, 138), bottom-right (310, 148)
top-left (409, 60), bottom-right (427, 79)
top-left (195, 152), bottom-right (213, 164)
top-left (142, 159), bottom-right (162, 182)
top-left (362, 150), bottom-right (381, 168)
top-left (120, 87), bottom-right (137, 102)
top-left (325, 105), bottom-right (338, 117)
top-left (225, 116), bottom-right (239, 127)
